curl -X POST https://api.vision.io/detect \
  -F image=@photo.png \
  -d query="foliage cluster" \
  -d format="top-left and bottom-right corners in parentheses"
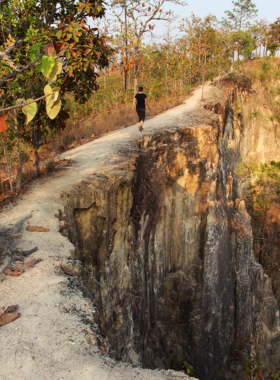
top-left (242, 338), bottom-right (280, 380)
top-left (236, 160), bottom-right (280, 306)
top-left (0, 0), bottom-right (110, 191)
top-left (246, 57), bottom-right (280, 146)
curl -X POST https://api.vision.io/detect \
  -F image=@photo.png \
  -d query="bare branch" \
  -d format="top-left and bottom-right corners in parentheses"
top-left (0, 93), bottom-right (53, 113)
top-left (0, 40), bottom-right (24, 71)
top-left (0, 52), bottom-right (43, 88)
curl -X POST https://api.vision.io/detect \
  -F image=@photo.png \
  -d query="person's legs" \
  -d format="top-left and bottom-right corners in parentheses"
top-left (137, 109), bottom-right (145, 131)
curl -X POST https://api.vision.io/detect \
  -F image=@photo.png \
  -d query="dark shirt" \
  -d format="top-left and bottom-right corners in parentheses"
top-left (135, 93), bottom-right (147, 109)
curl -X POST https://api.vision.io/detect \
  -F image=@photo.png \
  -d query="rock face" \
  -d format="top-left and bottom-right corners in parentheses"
top-left (61, 84), bottom-right (280, 380)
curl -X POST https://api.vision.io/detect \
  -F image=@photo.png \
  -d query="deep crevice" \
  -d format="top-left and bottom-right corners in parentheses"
top-left (61, 96), bottom-right (280, 380)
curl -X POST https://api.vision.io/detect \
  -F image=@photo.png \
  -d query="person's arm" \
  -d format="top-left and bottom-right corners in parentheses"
top-left (145, 98), bottom-right (150, 110)
top-left (132, 97), bottom-right (137, 111)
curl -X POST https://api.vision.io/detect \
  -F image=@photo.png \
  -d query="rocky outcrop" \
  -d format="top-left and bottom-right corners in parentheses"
top-left (61, 83), bottom-right (280, 380)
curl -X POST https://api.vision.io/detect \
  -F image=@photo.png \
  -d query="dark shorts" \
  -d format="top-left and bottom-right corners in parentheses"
top-left (136, 108), bottom-right (145, 122)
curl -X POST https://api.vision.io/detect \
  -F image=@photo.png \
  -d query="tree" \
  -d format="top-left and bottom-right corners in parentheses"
top-left (224, 0), bottom-right (258, 60)
top-left (225, 0), bottom-right (258, 31)
top-left (180, 15), bottom-right (232, 97)
top-left (0, 0), bottom-right (110, 184)
top-left (231, 30), bottom-right (257, 60)
top-left (250, 20), bottom-right (270, 57)
top-left (111, 0), bottom-right (185, 93)
top-left (162, 19), bottom-right (177, 93)
top-left (268, 17), bottom-right (280, 56)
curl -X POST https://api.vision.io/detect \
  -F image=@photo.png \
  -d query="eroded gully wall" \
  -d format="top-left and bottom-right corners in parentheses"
top-left (61, 86), bottom-right (280, 380)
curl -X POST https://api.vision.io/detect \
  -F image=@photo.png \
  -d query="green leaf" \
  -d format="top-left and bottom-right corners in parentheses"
top-left (30, 43), bottom-right (42, 62)
top-left (66, 51), bottom-right (71, 59)
top-left (15, 98), bottom-right (25, 105)
top-left (46, 97), bottom-right (61, 119)
top-left (44, 85), bottom-right (60, 110)
top-left (56, 30), bottom-right (62, 39)
top-left (35, 64), bottom-right (42, 72)
top-left (22, 99), bottom-right (37, 124)
top-left (44, 84), bottom-right (53, 96)
top-left (48, 58), bottom-right (63, 85)
top-left (41, 56), bottom-right (55, 78)
top-left (96, 4), bottom-right (102, 11)
top-left (44, 84), bottom-right (54, 106)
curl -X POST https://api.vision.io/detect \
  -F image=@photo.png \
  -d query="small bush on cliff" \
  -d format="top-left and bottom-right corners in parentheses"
top-left (235, 160), bottom-right (280, 306)
top-left (248, 57), bottom-right (280, 146)
top-left (182, 361), bottom-right (194, 376)
top-left (242, 338), bottom-right (280, 380)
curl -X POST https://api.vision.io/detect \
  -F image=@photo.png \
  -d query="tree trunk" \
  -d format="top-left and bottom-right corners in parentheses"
top-left (201, 54), bottom-right (206, 100)
top-left (134, 62), bottom-right (139, 94)
top-left (1, 136), bottom-right (13, 192)
top-left (201, 71), bottom-right (205, 100)
top-left (15, 122), bottom-right (22, 192)
top-left (165, 63), bottom-right (169, 92)
top-left (189, 58), bottom-right (192, 85)
top-left (31, 124), bottom-right (42, 177)
top-left (103, 69), bottom-right (107, 90)
top-left (30, 148), bottom-right (39, 177)
top-left (124, 0), bottom-right (128, 92)
top-left (134, 75), bottom-right (138, 95)
top-left (16, 140), bottom-right (22, 192)
top-left (166, 46), bottom-right (169, 92)
top-left (134, 44), bottom-right (139, 94)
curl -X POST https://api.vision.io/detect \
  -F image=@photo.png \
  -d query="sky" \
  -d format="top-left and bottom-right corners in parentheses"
top-left (149, 0), bottom-right (280, 39)
top-left (173, 0), bottom-right (279, 24)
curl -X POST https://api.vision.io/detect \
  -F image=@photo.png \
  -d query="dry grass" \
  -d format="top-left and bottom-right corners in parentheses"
top-left (49, 94), bottom-right (186, 153)
top-left (0, 90), bottom-right (188, 202)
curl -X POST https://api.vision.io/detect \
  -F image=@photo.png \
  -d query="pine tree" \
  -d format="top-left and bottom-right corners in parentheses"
top-left (225, 0), bottom-right (258, 31)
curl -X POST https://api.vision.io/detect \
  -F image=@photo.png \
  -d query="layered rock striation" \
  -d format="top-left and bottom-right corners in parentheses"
top-left (61, 83), bottom-right (280, 380)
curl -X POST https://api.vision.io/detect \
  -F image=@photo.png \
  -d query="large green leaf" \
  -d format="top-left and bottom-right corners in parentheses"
top-left (22, 99), bottom-right (37, 124)
top-left (44, 85), bottom-right (60, 107)
top-left (46, 97), bottom-right (61, 119)
top-left (30, 43), bottom-right (42, 62)
top-left (44, 85), bottom-right (60, 118)
top-left (44, 84), bottom-right (54, 106)
top-left (35, 64), bottom-right (42, 72)
top-left (48, 58), bottom-right (63, 85)
top-left (41, 56), bottom-right (55, 78)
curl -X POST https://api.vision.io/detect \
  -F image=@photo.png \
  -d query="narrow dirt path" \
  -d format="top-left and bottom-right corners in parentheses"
top-left (0, 84), bottom-right (211, 380)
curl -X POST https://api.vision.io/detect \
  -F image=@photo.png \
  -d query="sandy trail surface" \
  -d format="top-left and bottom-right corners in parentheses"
top-left (0, 85), bottom-right (210, 380)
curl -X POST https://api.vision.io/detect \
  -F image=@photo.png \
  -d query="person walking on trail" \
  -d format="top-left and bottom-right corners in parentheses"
top-left (132, 86), bottom-right (150, 132)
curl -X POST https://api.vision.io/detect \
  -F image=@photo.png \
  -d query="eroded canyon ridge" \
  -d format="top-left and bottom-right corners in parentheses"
top-left (61, 81), bottom-right (280, 380)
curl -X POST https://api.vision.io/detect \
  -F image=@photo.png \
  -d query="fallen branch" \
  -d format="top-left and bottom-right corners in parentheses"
top-left (0, 213), bottom-right (33, 281)
top-left (0, 213), bottom-right (32, 235)
top-left (21, 247), bottom-right (38, 257)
